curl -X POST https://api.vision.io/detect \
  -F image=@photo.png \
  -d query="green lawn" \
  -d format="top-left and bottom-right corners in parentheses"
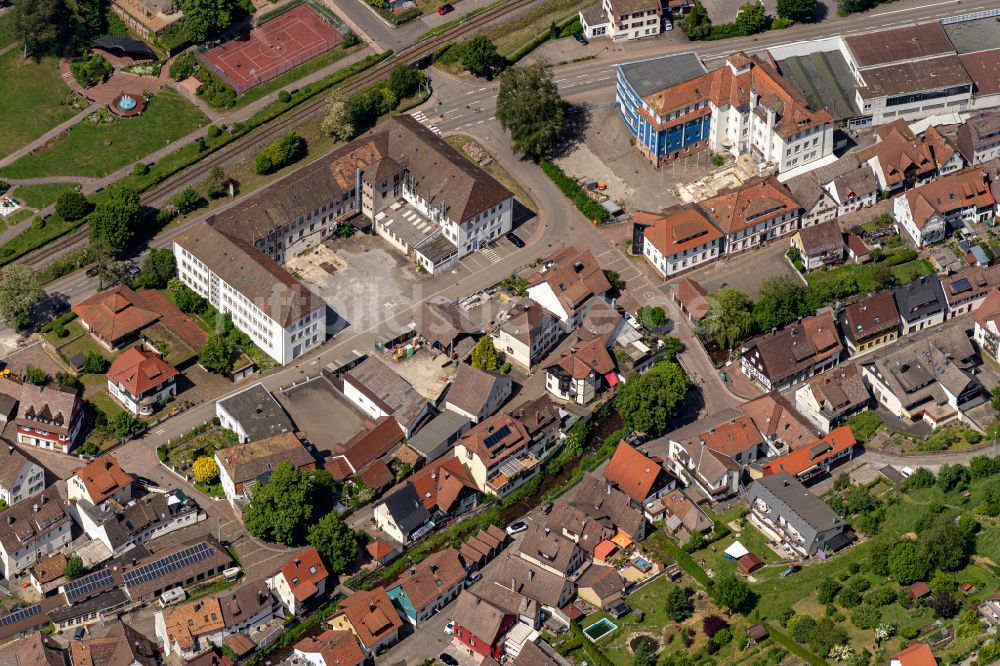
top-left (0, 88), bottom-right (208, 179)
top-left (12, 182), bottom-right (80, 209)
top-left (56, 325), bottom-right (112, 362)
top-left (0, 13), bottom-right (17, 48)
top-left (0, 49), bottom-right (80, 158)
top-left (160, 425), bottom-right (237, 472)
top-left (805, 252), bottom-right (932, 293)
top-left (889, 258), bottom-right (934, 284)
top-left (87, 390), bottom-right (126, 420)
top-left (0, 211), bottom-right (84, 266)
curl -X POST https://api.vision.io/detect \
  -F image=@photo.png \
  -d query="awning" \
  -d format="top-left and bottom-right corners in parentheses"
top-left (605, 372), bottom-right (620, 388)
top-left (611, 529), bottom-right (633, 549)
top-left (723, 541), bottom-right (749, 559)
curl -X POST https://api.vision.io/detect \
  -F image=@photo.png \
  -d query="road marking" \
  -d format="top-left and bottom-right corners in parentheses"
top-left (875, 0), bottom-right (957, 16)
top-left (480, 248), bottom-right (502, 263)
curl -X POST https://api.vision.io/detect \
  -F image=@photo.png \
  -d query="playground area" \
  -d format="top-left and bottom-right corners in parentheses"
top-left (199, 4), bottom-right (343, 94)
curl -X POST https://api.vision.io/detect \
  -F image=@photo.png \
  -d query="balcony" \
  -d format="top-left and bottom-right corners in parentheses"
top-left (486, 455), bottom-right (540, 494)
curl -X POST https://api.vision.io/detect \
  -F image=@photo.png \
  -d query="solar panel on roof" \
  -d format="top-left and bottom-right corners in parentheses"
top-left (0, 605), bottom-right (40, 627)
top-left (951, 277), bottom-right (971, 294)
top-left (122, 542), bottom-right (218, 589)
top-left (63, 568), bottom-right (114, 602)
top-left (483, 425), bottom-right (511, 448)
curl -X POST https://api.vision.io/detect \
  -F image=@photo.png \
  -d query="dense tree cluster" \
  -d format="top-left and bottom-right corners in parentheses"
top-left (496, 63), bottom-right (567, 160)
top-left (614, 360), bottom-right (690, 434)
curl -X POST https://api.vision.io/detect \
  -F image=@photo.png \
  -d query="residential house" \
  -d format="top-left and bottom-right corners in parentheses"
top-left (861, 327), bottom-right (984, 428)
top-left (373, 483), bottom-right (432, 543)
top-left (67, 454), bottom-right (133, 507)
top-left (342, 357), bottom-right (434, 437)
top-left (518, 524), bottom-right (587, 579)
top-left (155, 581), bottom-right (281, 659)
top-left (72, 284), bottom-right (206, 352)
top-left (823, 164), bottom-right (879, 215)
top-left (664, 411), bottom-right (766, 500)
top-left (839, 290), bottom-right (901, 355)
top-left (740, 392), bottom-right (821, 454)
top-left (266, 547), bottom-right (329, 616)
top-left (857, 120), bottom-right (962, 193)
top-left (576, 564), bottom-right (625, 610)
top-left (759, 426), bottom-right (857, 482)
top-left (0, 486), bottom-right (72, 577)
top-left (16, 632), bottom-right (66, 666)
top-left (113, 537), bottom-right (232, 603)
top-left (335, 587), bottom-right (403, 656)
top-left (794, 364), bottom-right (871, 433)
top-left (890, 643), bottom-right (938, 666)
top-left (452, 590), bottom-right (518, 661)
top-left (747, 473), bottom-right (850, 557)
top-left (700, 177), bottom-right (801, 254)
top-left (978, 592), bottom-right (1000, 626)
top-left (293, 630), bottom-right (365, 666)
top-left (789, 220), bottom-right (844, 272)
top-left (28, 553), bottom-right (66, 595)
top-left (615, 52), bottom-right (834, 171)
top-left (409, 456), bottom-right (479, 519)
top-left (403, 411), bottom-right (472, 465)
top-left (974, 289), bottom-right (1000, 362)
top-left (577, 0), bottom-right (663, 42)
top-left (941, 265), bottom-right (1000, 318)
top-left (646, 488), bottom-right (713, 534)
top-left (893, 276), bottom-right (946, 334)
top-left (526, 248), bottom-right (611, 330)
top-left (324, 416), bottom-right (403, 487)
top-left (636, 205), bottom-right (723, 278)
top-left (546, 473), bottom-right (646, 553)
top-left (491, 299), bottom-right (564, 371)
top-left (445, 363), bottom-right (512, 423)
top-left (387, 547), bottom-right (466, 625)
top-left (493, 553), bottom-right (576, 617)
top-left (604, 441), bottom-right (676, 507)
top-left (69, 621), bottom-right (158, 666)
top-left (106, 348), bottom-right (178, 416)
top-left (894, 167), bottom-right (995, 247)
top-left (0, 443), bottom-right (44, 507)
top-left (215, 384), bottom-right (295, 443)
top-left (366, 539), bottom-right (402, 567)
top-left (71, 491), bottom-right (205, 557)
top-left (740, 310), bottom-right (843, 391)
top-left (454, 396), bottom-right (562, 497)
top-left (957, 110), bottom-right (1000, 165)
top-left (215, 433), bottom-right (315, 508)
top-left (15, 384), bottom-right (84, 454)
top-left (784, 174), bottom-right (838, 227)
top-left (846, 234), bottom-right (871, 263)
top-left (544, 338), bottom-right (616, 405)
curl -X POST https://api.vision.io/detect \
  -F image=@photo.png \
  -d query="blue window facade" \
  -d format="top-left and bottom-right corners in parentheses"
top-left (615, 65), bottom-right (713, 160)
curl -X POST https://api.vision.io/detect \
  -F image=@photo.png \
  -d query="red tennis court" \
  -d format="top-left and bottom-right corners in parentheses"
top-left (199, 4), bottom-right (343, 94)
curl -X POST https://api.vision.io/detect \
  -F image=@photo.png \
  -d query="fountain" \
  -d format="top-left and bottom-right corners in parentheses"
top-left (109, 92), bottom-right (146, 117)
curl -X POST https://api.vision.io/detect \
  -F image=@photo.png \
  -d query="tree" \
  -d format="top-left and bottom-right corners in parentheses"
top-left (206, 166), bottom-right (232, 199)
top-left (921, 520), bottom-right (969, 572)
top-left (135, 249), bottom-right (176, 289)
top-left (387, 65), bottom-right (422, 100)
top-left (24, 366), bottom-right (47, 385)
top-left (13, 0), bottom-right (61, 56)
top-left (701, 288), bottom-right (754, 349)
top-left (0, 264), bottom-right (42, 331)
top-left (64, 556), bottom-right (86, 580)
top-left (89, 187), bottom-right (140, 256)
top-left (752, 276), bottom-right (805, 332)
top-left (307, 512), bottom-right (359, 575)
top-left (168, 277), bottom-right (207, 314)
top-left (179, 0), bottom-right (235, 42)
top-left (980, 477), bottom-right (1000, 516)
top-left (680, 0), bottom-right (712, 39)
top-left (68, 0), bottom-right (104, 40)
top-left (615, 361), bottom-right (690, 434)
top-left (496, 63), bottom-right (567, 160)
top-left (711, 572), bottom-right (755, 614)
top-left (461, 35), bottom-right (499, 77)
top-left (992, 385), bottom-right (1000, 415)
top-left (817, 578), bottom-right (839, 604)
top-left (887, 542), bottom-right (925, 585)
top-left (702, 615), bottom-right (728, 637)
top-left (663, 585), bottom-right (693, 622)
top-left (109, 411), bottom-right (142, 438)
top-left (243, 462), bottom-right (321, 545)
top-left (632, 640), bottom-right (656, 666)
top-left (849, 605), bottom-right (880, 630)
top-left (902, 466), bottom-right (934, 490)
top-left (735, 2), bottom-right (766, 34)
top-left (255, 132), bottom-right (304, 175)
top-left (928, 590), bottom-right (958, 619)
top-left (56, 191), bottom-right (90, 221)
top-left (320, 89), bottom-right (355, 141)
top-left (936, 463), bottom-right (969, 492)
top-left (193, 456), bottom-right (220, 484)
top-left (199, 333), bottom-right (235, 374)
top-left (54, 372), bottom-right (83, 390)
top-left (470, 337), bottom-right (500, 371)
top-left (776, 0), bottom-right (816, 21)
top-left (82, 351), bottom-right (109, 374)
top-left (173, 187), bottom-right (202, 214)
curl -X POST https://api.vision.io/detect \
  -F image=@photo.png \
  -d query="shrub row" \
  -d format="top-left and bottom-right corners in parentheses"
top-left (39, 311), bottom-right (77, 334)
top-left (539, 159), bottom-right (609, 223)
top-left (508, 16), bottom-right (581, 63)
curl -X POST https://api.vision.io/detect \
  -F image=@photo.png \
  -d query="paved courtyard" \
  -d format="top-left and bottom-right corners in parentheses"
top-left (670, 240), bottom-right (800, 298)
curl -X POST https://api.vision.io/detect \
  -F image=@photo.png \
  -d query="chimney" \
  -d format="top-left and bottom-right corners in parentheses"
top-left (544, 528), bottom-right (550, 536)
top-left (104, 460), bottom-right (113, 470)
top-left (32, 503), bottom-right (39, 513)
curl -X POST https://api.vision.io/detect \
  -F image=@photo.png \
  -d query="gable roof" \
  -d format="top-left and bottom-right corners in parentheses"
top-left (494, 553), bottom-right (568, 608)
top-left (527, 247), bottom-right (611, 316)
top-left (333, 416), bottom-right (405, 478)
top-left (674, 278), bottom-right (709, 321)
top-left (344, 357), bottom-right (431, 433)
top-left (795, 220), bottom-right (843, 256)
top-left (639, 205), bottom-right (723, 257)
top-left (453, 590), bottom-right (511, 644)
top-left (71, 454), bottom-right (133, 504)
top-left (545, 338), bottom-right (615, 379)
top-left (806, 364), bottom-right (870, 416)
top-left (68, 622), bottom-right (157, 666)
top-left (342, 587), bottom-right (403, 649)
top-left (699, 176), bottom-right (800, 236)
top-left (379, 483), bottom-right (432, 536)
top-left (518, 524), bottom-right (583, 576)
top-left (447, 363), bottom-right (510, 418)
top-left (394, 547), bottom-right (466, 613)
top-left (294, 630), bottom-right (365, 666)
top-left (891, 642), bottom-right (937, 666)
top-left (604, 441), bottom-right (670, 503)
top-left (858, 121), bottom-right (957, 189)
top-left (215, 432), bottom-right (315, 485)
top-left (106, 348), bottom-right (178, 397)
top-left (742, 310), bottom-right (842, 385)
top-left (739, 392), bottom-right (819, 450)
top-left (841, 290), bottom-right (900, 343)
top-left (903, 167), bottom-right (994, 229)
top-left (697, 414), bottom-right (764, 457)
top-left (16, 383), bottom-right (81, 438)
top-left (409, 456), bottom-right (478, 513)
top-left (761, 426), bottom-right (856, 477)
top-left (274, 547), bottom-right (328, 603)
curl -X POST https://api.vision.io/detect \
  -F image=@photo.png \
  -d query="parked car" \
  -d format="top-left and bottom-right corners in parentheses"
top-left (574, 31), bottom-right (589, 45)
top-left (74, 627), bottom-right (85, 640)
top-left (505, 520), bottom-right (528, 535)
top-left (440, 653), bottom-right (459, 666)
top-left (506, 231), bottom-right (525, 248)
top-left (900, 466), bottom-right (914, 478)
top-left (464, 570), bottom-right (482, 587)
top-left (86, 267), bottom-right (100, 278)
top-left (663, 18), bottom-right (673, 30)
top-left (444, 620), bottom-right (455, 635)
top-left (126, 264), bottom-right (141, 278)
top-left (135, 476), bottom-right (160, 489)
top-left (438, 3), bottom-right (454, 13)
top-left (540, 501), bottom-right (553, 515)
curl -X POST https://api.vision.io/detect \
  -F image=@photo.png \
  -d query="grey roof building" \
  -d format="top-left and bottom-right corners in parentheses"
top-left (376, 484), bottom-right (432, 542)
top-left (747, 473), bottom-right (850, 557)
top-left (405, 411), bottom-right (471, 463)
top-left (343, 357), bottom-right (434, 437)
top-left (445, 364), bottom-right (512, 424)
top-left (893, 276), bottom-right (945, 334)
top-left (618, 53), bottom-right (708, 98)
top-left (216, 384), bottom-right (295, 443)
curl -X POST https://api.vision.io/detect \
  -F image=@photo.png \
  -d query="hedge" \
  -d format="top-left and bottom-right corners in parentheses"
top-left (539, 159), bottom-right (609, 223)
top-left (656, 535), bottom-right (713, 588)
top-left (40, 311), bottom-right (77, 333)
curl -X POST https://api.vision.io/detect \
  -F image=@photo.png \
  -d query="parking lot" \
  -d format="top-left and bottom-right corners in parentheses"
top-left (671, 239), bottom-right (799, 298)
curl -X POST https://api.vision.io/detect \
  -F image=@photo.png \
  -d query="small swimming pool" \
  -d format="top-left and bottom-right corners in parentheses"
top-left (583, 618), bottom-right (617, 642)
top-left (632, 557), bottom-right (653, 572)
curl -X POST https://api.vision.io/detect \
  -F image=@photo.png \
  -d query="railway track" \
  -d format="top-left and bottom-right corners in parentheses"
top-left (21, 0), bottom-right (536, 270)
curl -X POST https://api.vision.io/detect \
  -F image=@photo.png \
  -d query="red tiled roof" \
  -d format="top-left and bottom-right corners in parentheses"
top-left (275, 547), bottom-right (329, 603)
top-left (106, 347), bottom-right (178, 398)
top-left (604, 441), bottom-right (668, 503)
top-left (903, 167), bottom-right (994, 229)
top-left (761, 426), bottom-right (856, 477)
top-left (891, 642), bottom-right (937, 666)
top-left (737, 553), bottom-right (763, 573)
top-left (641, 205), bottom-right (722, 257)
top-left (341, 587), bottom-right (402, 650)
top-left (409, 456), bottom-right (478, 513)
top-left (366, 539), bottom-right (397, 560)
top-left (698, 415), bottom-right (764, 458)
top-left (699, 176), bottom-right (800, 236)
top-left (358, 459), bottom-right (394, 490)
top-left (73, 285), bottom-right (207, 349)
top-left (71, 454), bottom-right (133, 504)
top-left (546, 338), bottom-right (615, 379)
top-left (294, 630), bottom-right (365, 666)
top-left (674, 277), bottom-right (709, 321)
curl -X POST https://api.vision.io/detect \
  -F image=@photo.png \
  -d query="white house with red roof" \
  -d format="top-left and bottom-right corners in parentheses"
top-left (894, 167), bottom-right (996, 247)
top-left (15, 383), bottom-right (84, 454)
top-left (67, 454), bottom-right (134, 506)
top-left (267, 547), bottom-right (330, 616)
top-left (603, 441), bottom-right (676, 507)
top-left (636, 205), bottom-right (723, 278)
top-left (974, 289), bottom-right (1000, 363)
top-left (106, 347), bottom-right (179, 416)
top-left (544, 338), bottom-right (616, 405)
top-left (525, 247), bottom-right (611, 331)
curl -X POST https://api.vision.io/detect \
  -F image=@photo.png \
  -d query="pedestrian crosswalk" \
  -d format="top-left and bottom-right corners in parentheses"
top-left (480, 247), bottom-right (501, 263)
top-left (411, 111), bottom-right (442, 135)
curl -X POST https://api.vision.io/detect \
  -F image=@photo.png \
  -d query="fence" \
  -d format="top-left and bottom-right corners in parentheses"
top-left (200, 39), bottom-right (341, 95)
